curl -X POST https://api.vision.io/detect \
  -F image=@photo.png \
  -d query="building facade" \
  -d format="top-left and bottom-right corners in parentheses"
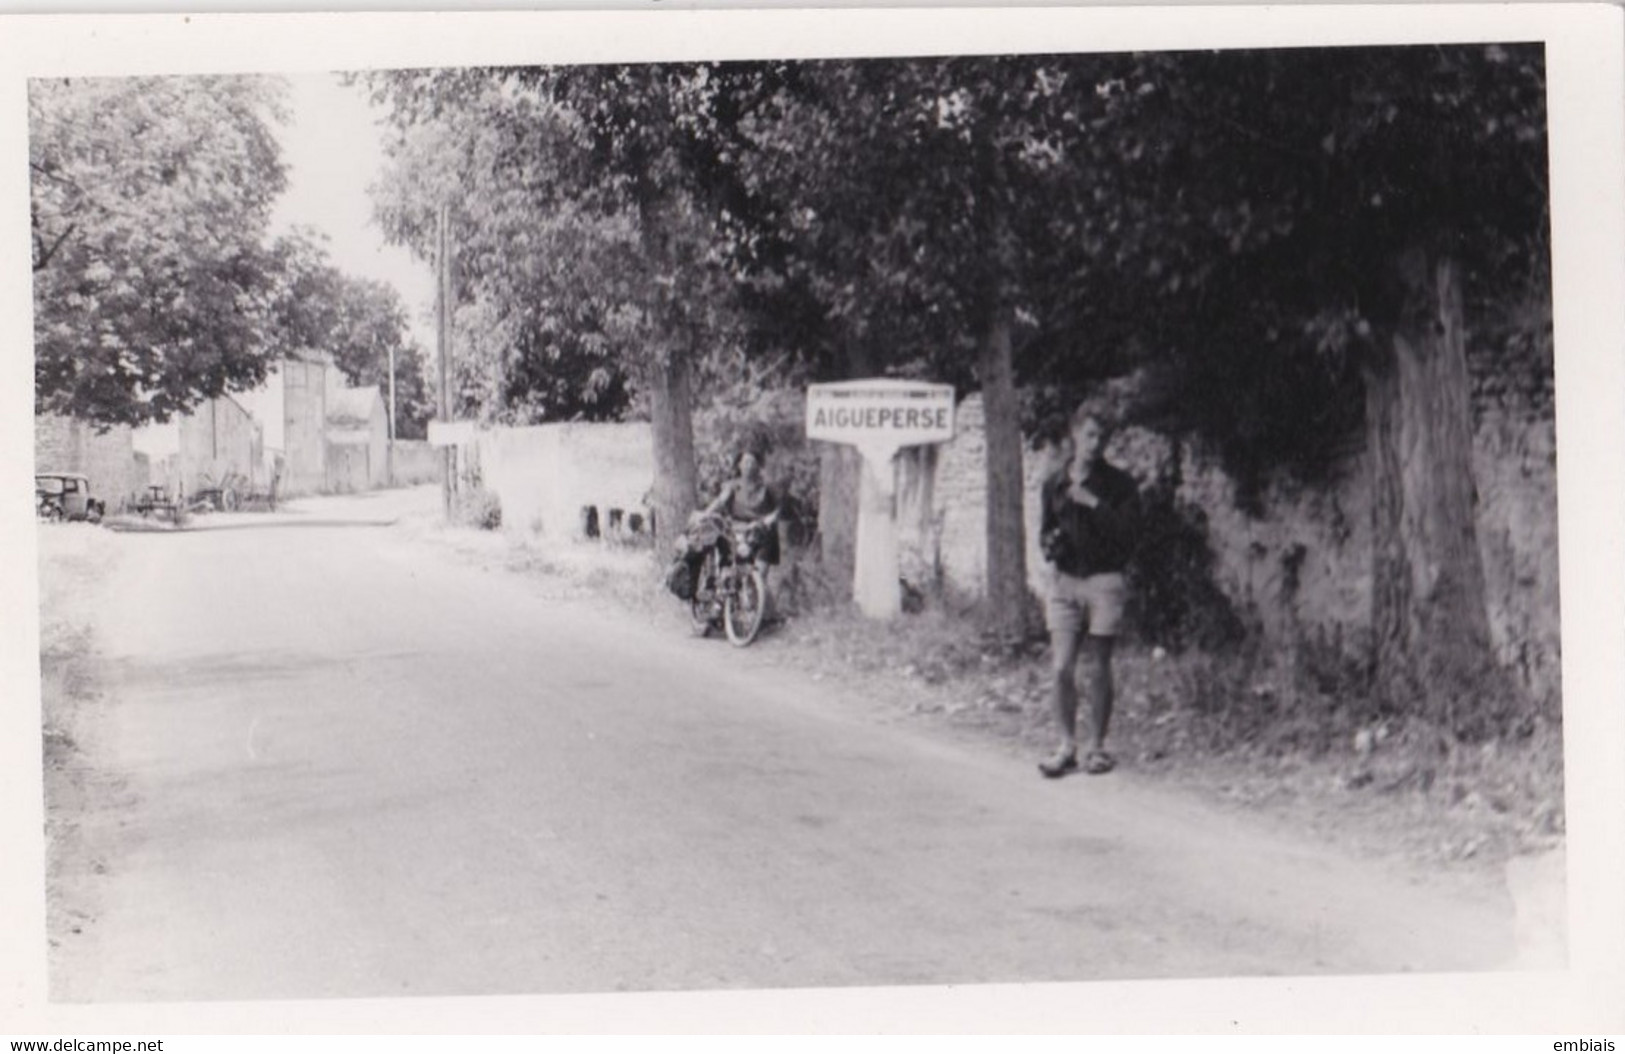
top-left (281, 354), bottom-right (330, 497)
top-left (324, 386), bottom-right (389, 492)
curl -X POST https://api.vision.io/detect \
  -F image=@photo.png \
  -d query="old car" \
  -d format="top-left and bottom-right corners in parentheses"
top-left (35, 472), bottom-right (105, 523)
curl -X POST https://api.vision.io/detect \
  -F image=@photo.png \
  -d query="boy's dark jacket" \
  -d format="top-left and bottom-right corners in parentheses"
top-left (1039, 458), bottom-right (1139, 578)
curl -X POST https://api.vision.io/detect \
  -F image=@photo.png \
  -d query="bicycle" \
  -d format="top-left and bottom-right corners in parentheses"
top-left (684, 515), bottom-right (771, 647)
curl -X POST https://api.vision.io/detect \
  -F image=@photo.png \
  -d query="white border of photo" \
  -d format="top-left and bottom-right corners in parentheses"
top-left (0, 2), bottom-right (1620, 1038)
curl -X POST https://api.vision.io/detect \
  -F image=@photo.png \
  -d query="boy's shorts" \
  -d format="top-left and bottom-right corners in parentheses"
top-left (1044, 571), bottom-right (1127, 639)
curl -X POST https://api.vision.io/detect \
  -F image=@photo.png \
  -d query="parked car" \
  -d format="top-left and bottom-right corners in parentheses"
top-left (35, 472), bottom-right (105, 523)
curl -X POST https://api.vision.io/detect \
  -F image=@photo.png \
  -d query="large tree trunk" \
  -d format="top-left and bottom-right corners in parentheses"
top-left (1366, 249), bottom-right (1508, 736)
top-left (635, 190), bottom-right (701, 556)
top-left (648, 352), bottom-right (697, 553)
top-left (980, 310), bottom-right (1033, 641)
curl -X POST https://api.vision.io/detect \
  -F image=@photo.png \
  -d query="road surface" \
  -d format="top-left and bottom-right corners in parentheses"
top-left (48, 489), bottom-right (1515, 1002)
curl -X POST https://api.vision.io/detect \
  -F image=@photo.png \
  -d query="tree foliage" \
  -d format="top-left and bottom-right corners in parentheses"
top-left (1065, 45), bottom-right (1549, 730)
top-left (713, 56), bottom-right (1157, 631)
top-left (30, 75), bottom-right (291, 427)
top-left (363, 67), bottom-right (756, 424)
top-left (356, 48), bottom-right (1552, 725)
top-left (362, 65), bottom-right (784, 544)
top-left (1083, 45), bottom-right (1550, 500)
top-left (364, 79), bottom-right (633, 426)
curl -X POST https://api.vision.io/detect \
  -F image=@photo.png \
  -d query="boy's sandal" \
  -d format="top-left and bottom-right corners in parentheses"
top-left (1038, 751), bottom-right (1079, 779)
top-left (1084, 750), bottom-right (1116, 775)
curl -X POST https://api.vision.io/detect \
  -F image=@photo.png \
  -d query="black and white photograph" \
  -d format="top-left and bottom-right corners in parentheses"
top-left (2, 3), bottom-right (1623, 1037)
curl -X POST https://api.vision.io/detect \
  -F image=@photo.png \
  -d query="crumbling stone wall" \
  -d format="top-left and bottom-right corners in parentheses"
top-left (927, 392), bottom-right (1561, 710)
top-left (1472, 408), bottom-right (1560, 709)
top-left (920, 395), bottom-right (1052, 598)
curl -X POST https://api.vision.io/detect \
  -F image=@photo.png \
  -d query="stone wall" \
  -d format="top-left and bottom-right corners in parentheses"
top-left (324, 437), bottom-right (372, 493)
top-left (169, 396), bottom-right (263, 496)
top-left (1164, 436), bottom-right (1370, 650)
top-left (921, 394), bottom-right (1053, 599)
top-left (928, 392), bottom-right (1561, 709)
top-left (1472, 408), bottom-right (1561, 707)
top-left (1144, 409), bottom-right (1559, 708)
top-left (389, 440), bottom-right (443, 486)
top-left (927, 396), bottom-right (989, 590)
top-left (34, 414), bottom-right (147, 509)
top-left (477, 422), bottom-right (654, 539)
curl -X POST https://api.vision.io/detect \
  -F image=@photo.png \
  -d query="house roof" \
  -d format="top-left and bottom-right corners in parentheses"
top-left (326, 386), bottom-right (382, 427)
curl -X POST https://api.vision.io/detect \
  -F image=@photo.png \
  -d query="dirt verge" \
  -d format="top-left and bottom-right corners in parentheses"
top-left (37, 524), bottom-right (123, 981)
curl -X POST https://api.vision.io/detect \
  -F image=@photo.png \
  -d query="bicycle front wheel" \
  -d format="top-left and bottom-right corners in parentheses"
top-left (724, 566), bottom-right (767, 647)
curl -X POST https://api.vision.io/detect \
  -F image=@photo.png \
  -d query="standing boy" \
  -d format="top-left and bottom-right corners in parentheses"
top-left (1037, 402), bottom-right (1139, 778)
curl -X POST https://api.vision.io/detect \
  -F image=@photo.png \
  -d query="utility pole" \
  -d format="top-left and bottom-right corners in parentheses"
top-left (436, 204), bottom-right (453, 518)
top-left (386, 339), bottom-right (397, 487)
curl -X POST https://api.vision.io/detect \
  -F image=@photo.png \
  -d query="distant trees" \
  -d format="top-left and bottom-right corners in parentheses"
top-left (364, 73), bottom-right (637, 429)
top-left (323, 275), bottom-right (435, 440)
top-left (29, 76), bottom-right (434, 443)
top-left (30, 76), bottom-right (290, 427)
top-left (266, 228), bottom-right (435, 438)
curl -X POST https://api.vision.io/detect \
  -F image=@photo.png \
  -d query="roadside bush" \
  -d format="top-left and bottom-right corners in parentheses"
top-left (1126, 485), bottom-right (1246, 653)
top-left (693, 373), bottom-right (820, 544)
top-left (1293, 623), bottom-right (1374, 713)
top-left (767, 548), bottom-right (841, 617)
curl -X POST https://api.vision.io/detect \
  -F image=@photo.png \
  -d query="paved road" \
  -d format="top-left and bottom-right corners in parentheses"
top-left (51, 490), bottom-right (1515, 1001)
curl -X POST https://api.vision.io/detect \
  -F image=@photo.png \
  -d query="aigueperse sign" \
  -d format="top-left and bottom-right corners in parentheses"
top-left (805, 380), bottom-right (955, 448)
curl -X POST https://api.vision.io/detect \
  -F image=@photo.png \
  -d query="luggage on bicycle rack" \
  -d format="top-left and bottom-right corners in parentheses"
top-left (664, 551), bottom-right (698, 600)
top-left (664, 511), bottom-right (725, 600)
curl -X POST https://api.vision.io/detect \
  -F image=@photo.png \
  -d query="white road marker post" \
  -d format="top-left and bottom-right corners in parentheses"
top-left (806, 380), bottom-right (955, 619)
